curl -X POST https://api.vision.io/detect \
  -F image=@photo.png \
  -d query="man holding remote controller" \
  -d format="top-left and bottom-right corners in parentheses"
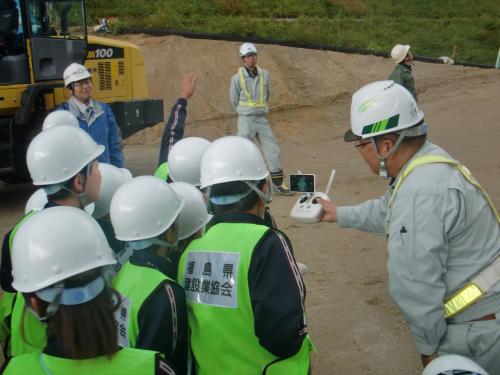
top-left (318, 80), bottom-right (500, 373)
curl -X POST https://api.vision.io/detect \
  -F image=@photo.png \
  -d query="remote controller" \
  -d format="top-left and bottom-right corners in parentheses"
top-left (290, 169), bottom-right (335, 224)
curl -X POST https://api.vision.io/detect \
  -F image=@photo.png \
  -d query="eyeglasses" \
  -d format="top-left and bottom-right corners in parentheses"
top-left (73, 78), bottom-right (92, 88)
top-left (354, 141), bottom-right (371, 149)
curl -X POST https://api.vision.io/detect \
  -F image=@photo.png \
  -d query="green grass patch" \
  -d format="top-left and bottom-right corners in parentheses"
top-left (85, 0), bottom-right (500, 65)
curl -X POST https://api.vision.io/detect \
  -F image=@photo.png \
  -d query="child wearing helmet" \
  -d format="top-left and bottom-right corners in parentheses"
top-left (0, 126), bottom-right (104, 357)
top-left (110, 176), bottom-right (188, 374)
top-left (2, 206), bottom-right (174, 374)
top-left (178, 136), bottom-right (312, 374)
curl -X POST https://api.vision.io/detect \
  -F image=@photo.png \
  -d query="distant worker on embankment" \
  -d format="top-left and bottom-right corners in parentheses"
top-left (230, 42), bottom-right (292, 195)
top-left (389, 44), bottom-right (417, 100)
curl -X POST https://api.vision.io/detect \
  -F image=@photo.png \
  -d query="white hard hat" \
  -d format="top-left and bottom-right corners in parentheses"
top-left (168, 137), bottom-right (211, 186)
top-left (200, 136), bottom-right (269, 189)
top-left (422, 355), bottom-right (489, 375)
top-left (25, 188), bottom-right (48, 214)
top-left (92, 163), bottom-right (133, 219)
top-left (27, 126), bottom-right (104, 185)
top-left (63, 63), bottom-right (92, 87)
top-left (110, 176), bottom-right (184, 241)
top-left (391, 44), bottom-right (411, 64)
top-left (25, 188), bottom-right (94, 215)
top-left (345, 80), bottom-right (425, 141)
top-left (11, 206), bottom-right (116, 293)
top-left (169, 182), bottom-right (212, 240)
top-left (42, 110), bottom-right (79, 131)
top-left (239, 42), bottom-right (257, 57)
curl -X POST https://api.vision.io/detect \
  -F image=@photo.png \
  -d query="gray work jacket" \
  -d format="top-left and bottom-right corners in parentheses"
top-left (338, 141), bottom-right (500, 355)
top-left (389, 63), bottom-right (417, 100)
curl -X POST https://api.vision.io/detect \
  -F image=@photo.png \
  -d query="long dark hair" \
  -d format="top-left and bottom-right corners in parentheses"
top-left (24, 268), bottom-right (120, 359)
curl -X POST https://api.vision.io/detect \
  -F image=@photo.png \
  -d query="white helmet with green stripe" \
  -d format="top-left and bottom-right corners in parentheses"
top-left (345, 80), bottom-right (425, 142)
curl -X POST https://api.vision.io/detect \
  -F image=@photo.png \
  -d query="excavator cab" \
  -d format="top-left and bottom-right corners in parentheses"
top-left (0, 0), bottom-right (87, 85)
top-left (0, 0), bottom-right (163, 182)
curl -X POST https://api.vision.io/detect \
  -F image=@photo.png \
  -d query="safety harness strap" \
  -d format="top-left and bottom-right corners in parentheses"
top-left (389, 155), bottom-right (499, 223)
top-left (388, 154), bottom-right (500, 319)
top-left (238, 67), bottom-right (265, 108)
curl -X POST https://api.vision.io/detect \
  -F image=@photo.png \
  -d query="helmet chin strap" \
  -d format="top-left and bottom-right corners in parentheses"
top-left (62, 162), bottom-right (94, 208)
top-left (62, 186), bottom-right (89, 208)
top-left (371, 130), bottom-right (407, 179)
top-left (243, 178), bottom-right (273, 206)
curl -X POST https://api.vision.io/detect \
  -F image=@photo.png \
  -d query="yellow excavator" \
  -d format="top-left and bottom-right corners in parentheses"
top-left (0, 0), bottom-right (163, 182)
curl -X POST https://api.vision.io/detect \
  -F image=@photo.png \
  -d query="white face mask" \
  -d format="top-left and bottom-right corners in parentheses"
top-left (127, 225), bottom-right (180, 253)
top-left (243, 179), bottom-right (273, 206)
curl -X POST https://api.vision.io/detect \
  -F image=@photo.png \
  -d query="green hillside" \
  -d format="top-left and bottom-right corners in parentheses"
top-left (86, 0), bottom-right (500, 65)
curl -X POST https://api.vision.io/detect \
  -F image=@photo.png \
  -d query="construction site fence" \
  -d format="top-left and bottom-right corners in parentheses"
top-left (119, 27), bottom-right (496, 70)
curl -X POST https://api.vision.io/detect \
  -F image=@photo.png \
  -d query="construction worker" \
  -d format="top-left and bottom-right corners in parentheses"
top-left (230, 43), bottom-right (292, 195)
top-left (3, 206), bottom-right (172, 374)
top-left (156, 73), bottom-right (199, 181)
top-left (319, 81), bottom-right (500, 373)
top-left (60, 62), bottom-right (124, 167)
top-left (0, 125), bottom-right (104, 357)
top-left (389, 44), bottom-right (417, 100)
top-left (178, 136), bottom-right (312, 374)
top-left (110, 176), bottom-right (188, 374)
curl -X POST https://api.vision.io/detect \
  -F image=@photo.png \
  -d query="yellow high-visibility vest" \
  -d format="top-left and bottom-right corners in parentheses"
top-left (387, 154), bottom-right (499, 319)
top-left (238, 67), bottom-right (265, 108)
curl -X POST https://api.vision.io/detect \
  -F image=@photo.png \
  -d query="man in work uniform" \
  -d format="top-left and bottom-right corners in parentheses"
top-left (0, 125), bottom-right (104, 357)
top-left (110, 176), bottom-right (188, 375)
top-left (178, 136), bottom-right (312, 374)
top-left (60, 62), bottom-right (124, 167)
top-left (230, 43), bottom-right (292, 195)
top-left (319, 80), bottom-right (500, 373)
top-left (389, 44), bottom-right (417, 100)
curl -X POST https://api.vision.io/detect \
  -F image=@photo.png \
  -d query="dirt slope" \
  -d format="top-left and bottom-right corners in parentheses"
top-left (1, 34), bottom-right (499, 374)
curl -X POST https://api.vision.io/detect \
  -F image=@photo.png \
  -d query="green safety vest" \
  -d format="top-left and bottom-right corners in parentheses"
top-left (10, 293), bottom-right (46, 356)
top-left (3, 347), bottom-right (157, 375)
top-left (387, 155), bottom-right (500, 319)
top-left (6, 210), bottom-right (47, 356)
top-left (154, 162), bottom-right (169, 181)
top-left (238, 67), bottom-right (266, 108)
top-left (178, 222), bottom-right (312, 375)
top-left (112, 260), bottom-right (174, 348)
top-left (0, 291), bottom-right (15, 344)
top-left (8, 210), bottom-right (36, 250)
